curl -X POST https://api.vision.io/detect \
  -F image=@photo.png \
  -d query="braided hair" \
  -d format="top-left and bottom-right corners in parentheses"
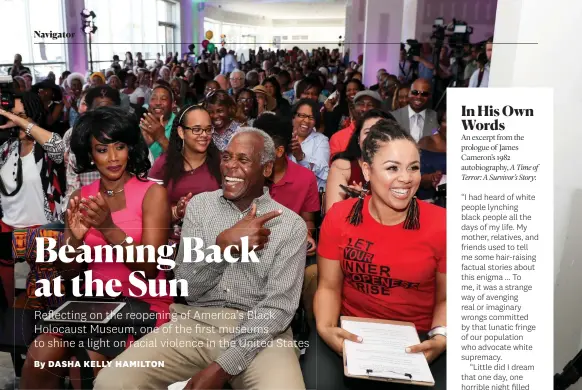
top-left (346, 119), bottom-right (420, 230)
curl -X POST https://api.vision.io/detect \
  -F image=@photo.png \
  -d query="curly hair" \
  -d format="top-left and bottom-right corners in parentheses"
top-left (204, 90), bottom-right (237, 120)
top-left (14, 92), bottom-right (46, 128)
top-left (234, 88), bottom-right (259, 121)
top-left (71, 106), bottom-right (150, 178)
top-left (163, 105), bottom-right (221, 187)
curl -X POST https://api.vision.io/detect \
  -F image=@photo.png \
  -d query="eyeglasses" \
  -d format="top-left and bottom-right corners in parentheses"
top-left (182, 125), bottom-right (214, 135)
top-left (230, 77), bottom-right (244, 81)
top-left (13, 112), bottom-right (27, 119)
top-left (296, 113), bottom-right (315, 121)
top-left (238, 98), bottom-right (253, 103)
top-left (411, 90), bottom-right (430, 97)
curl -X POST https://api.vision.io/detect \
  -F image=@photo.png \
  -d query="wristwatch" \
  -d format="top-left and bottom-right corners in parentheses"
top-left (428, 326), bottom-right (446, 339)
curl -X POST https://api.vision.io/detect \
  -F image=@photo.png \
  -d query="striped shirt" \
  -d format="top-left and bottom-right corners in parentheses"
top-left (174, 187), bottom-right (307, 375)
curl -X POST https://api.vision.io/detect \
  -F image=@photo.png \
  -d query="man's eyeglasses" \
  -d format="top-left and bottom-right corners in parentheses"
top-left (411, 90), bottom-right (430, 97)
top-left (230, 77), bottom-right (244, 81)
top-left (182, 126), bottom-right (214, 135)
top-left (238, 98), bottom-right (253, 103)
top-left (296, 113), bottom-right (315, 121)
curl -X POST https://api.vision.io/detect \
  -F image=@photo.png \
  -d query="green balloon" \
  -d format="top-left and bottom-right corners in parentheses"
top-left (207, 43), bottom-right (216, 53)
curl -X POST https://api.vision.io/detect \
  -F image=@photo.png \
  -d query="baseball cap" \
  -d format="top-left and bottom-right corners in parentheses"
top-left (354, 90), bottom-right (383, 104)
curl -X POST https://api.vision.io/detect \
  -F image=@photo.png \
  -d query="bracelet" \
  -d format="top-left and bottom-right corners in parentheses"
top-left (25, 122), bottom-right (34, 137)
top-left (172, 206), bottom-right (180, 221)
top-left (117, 235), bottom-right (130, 246)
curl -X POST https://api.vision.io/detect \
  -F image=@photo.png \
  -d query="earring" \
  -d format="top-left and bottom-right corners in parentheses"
top-left (90, 160), bottom-right (94, 165)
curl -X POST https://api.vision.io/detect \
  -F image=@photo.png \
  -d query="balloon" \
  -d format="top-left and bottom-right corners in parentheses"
top-left (205, 30), bottom-right (213, 40)
top-left (207, 43), bottom-right (216, 53)
top-left (202, 39), bottom-right (209, 49)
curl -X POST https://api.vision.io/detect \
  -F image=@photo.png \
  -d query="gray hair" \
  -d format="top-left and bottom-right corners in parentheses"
top-left (229, 127), bottom-right (276, 165)
top-left (231, 69), bottom-right (245, 77)
top-left (246, 70), bottom-right (259, 81)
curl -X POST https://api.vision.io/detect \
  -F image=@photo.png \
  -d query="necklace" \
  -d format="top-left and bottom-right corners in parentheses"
top-left (102, 188), bottom-right (124, 197)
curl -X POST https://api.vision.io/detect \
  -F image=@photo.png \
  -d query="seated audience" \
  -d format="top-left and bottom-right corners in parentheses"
top-left (140, 84), bottom-right (176, 160)
top-left (253, 114), bottom-right (319, 256)
top-left (32, 79), bottom-right (67, 136)
top-left (148, 105), bottom-right (221, 239)
top-left (262, 76), bottom-right (292, 118)
top-left (64, 72), bottom-right (85, 128)
top-left (130, 69), bottom-right (152, 107)
top-left (205, 90), bottom-right (241, 151)
top-left (20, 106), bottom-right (172, 388)
top-left (289, 98), bottom-right (330, 190)
top-left (95, 129), bottom-right (307, 390)
top-left (329, 90), bottom-right (383, 160)
top-left (323, 78), bottom-right (365, 139)
top-left (252, 85), bottom-right (277, 116)
top-left (304, 119), bottom-right (446, 389)
top-left (89, 72), bottom-right (106, 87)
top-left (392, 83), bottom-right (411, 110)
top-left (391, 78), bottom-right (437, 142)
top-left (235, 88), bottom-right (259, 126)
top-left (325, 109), bottom-right (393, 212)
top-left (418, 109), bottom-right (446, 203)
top-left (228, 69), bottom-right (246, 96)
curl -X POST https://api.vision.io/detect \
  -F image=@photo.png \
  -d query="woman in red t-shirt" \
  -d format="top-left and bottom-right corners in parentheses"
top-left (304, 119), bottom-right (447, 389)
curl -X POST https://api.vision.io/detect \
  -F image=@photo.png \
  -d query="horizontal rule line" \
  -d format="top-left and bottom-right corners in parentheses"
top-left (33, 42), bottom-right (540, 45)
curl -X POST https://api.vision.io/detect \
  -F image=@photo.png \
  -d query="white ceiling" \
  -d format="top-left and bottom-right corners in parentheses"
top-left (206, 0), bottom-right (347, 20)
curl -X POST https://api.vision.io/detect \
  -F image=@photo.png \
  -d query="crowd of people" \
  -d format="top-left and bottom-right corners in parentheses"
top-left (0, 37), bottom-right (493, 388)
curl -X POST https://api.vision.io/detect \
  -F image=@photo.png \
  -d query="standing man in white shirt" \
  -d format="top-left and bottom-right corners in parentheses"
top-left (390, 78), bottom-right (438, 142)
top-left (469, 38), bottom-right (493, 88)
top-left (220, 48), bottom-right (237, 75)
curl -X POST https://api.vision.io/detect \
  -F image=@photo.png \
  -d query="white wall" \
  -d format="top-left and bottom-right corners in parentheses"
top-left (204, 5), bottom-right (272, 27)
top-left (491, 0), bottom-right (582, 387)
top-left (414, 0), bottom-right (497, 43)
top-left (270, 26), bottom-right (345, 51)
top-left (204, 5), bottom-right (345, 54)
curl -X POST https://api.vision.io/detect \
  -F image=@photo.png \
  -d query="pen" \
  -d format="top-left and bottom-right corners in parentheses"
top-left (366, 369), bottom-right (412, 380)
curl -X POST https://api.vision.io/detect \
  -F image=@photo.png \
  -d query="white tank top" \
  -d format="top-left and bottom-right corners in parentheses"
top-left (0, 149), bottom-right (49, 228)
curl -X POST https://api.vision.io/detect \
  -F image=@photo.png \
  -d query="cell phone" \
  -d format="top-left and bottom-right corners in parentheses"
top-left (339, 184), bottom-right (362, 198)
top-left (307, 241), bottom-right (314, 252)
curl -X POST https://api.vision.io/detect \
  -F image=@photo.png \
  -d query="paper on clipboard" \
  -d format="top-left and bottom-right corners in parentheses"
top-left (167, 380), bottom-right (188, 390)
top-left (341, 318), bottom-right (435, 386)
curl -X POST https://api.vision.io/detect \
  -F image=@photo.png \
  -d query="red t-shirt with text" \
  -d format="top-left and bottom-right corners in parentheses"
top-left (317, 196), bottom-right (446, 332)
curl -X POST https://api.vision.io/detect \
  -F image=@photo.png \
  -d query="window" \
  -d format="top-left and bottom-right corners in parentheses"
top-left (85, 0), bottom-right (178, 68)
top-left (0, 0), bottom-right (67, 81)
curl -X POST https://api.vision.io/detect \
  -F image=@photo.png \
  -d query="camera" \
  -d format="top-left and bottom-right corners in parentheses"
top-left (406, 39), bottom-right (421, 61)
top-left (448, 19), bottom-right (473, 58)
top-left (431, 18), bottom-right (447, 45)
top-left (0, 75), bottom-right (16, 127)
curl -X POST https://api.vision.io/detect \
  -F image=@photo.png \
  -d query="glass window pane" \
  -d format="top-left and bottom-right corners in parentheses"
top-left (0, 0), bottom-right (32, 66)
top-left (157, 0), bottom-right (168, 22)
top-left (29, 0), bottom-right (66, 64)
